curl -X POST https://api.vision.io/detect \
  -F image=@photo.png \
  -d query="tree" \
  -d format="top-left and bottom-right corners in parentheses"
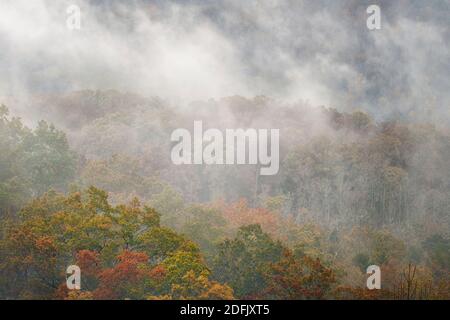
top-left (0, 187), bottom-right (231, 300)
top-left (22, 120), bottom-right (77, 196)
top-left (212, 224), bottom-right (284, 298)
top-left (260, 250), bottom-right (336, 299)
top-left (180, 204), bottom-right (228, 262)
top-left (94, 250), bottom-right (149, 299)
top-left (423, 235), bottom-right (450, 279)
top-left (0, 106), bottom-right (76, 218)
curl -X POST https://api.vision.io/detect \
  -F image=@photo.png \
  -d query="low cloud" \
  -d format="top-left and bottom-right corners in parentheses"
top-left (0, 0), bottom-right (448, 122)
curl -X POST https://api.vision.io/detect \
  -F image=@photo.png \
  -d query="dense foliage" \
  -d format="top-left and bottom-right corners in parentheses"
top-left (0, 91), bottom-right (448, 299)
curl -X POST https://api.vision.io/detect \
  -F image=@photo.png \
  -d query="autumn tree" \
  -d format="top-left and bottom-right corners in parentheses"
top-left (260, 249), bottom-right (336, 299)
top-left (0, 187), bottom-right (232, 300)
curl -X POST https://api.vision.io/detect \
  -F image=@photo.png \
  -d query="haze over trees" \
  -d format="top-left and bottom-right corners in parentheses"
top-left (0, 0), bottom-right (448, 300)
top-left (0, 91), bottom-right (448, 299)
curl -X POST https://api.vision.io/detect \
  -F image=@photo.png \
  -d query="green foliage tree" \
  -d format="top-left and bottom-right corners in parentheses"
top-left (212, 224), bottom-right (284, 298)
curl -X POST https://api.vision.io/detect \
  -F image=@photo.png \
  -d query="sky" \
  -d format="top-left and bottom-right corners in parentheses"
top-left (0, 0), bottom-right (448, 122)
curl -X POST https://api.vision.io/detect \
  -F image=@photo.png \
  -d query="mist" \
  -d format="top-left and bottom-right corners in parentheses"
top-left (0, 0), bottom-right (448, 124)
top-left (0, 0), bottom-right (449, 301)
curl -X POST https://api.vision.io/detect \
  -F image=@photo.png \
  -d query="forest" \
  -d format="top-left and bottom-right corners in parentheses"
top-left (0, 90), bottom-right (448, 299)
